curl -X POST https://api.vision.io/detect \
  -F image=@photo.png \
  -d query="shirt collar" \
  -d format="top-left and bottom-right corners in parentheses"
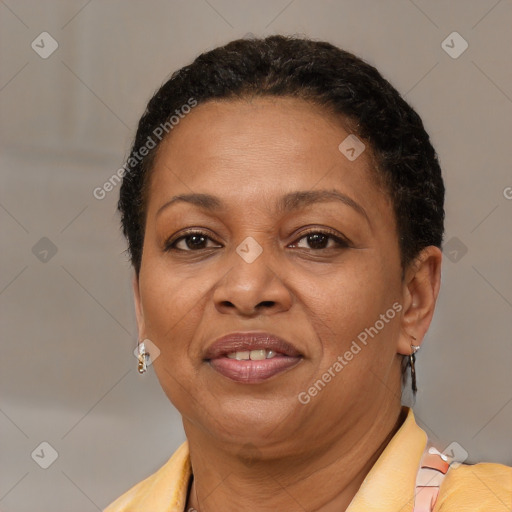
top-left (346, 407), bottom-right (427, 512)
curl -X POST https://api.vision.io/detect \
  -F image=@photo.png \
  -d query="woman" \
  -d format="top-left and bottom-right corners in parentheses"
top-left (105, 36), bottom-right (511, 511)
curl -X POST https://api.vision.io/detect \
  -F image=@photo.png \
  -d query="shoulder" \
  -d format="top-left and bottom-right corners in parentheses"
top-left (103, 441), bottom-right (191, 512)
top-left (435, 461), bottom-right (512, 511)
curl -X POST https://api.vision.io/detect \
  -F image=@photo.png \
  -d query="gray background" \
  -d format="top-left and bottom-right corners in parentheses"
top-left (1, 1), bottom-right (511, 510)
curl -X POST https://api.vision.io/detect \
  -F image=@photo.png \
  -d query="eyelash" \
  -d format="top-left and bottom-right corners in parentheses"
top-left (164, 228), bottom-right (350, 253)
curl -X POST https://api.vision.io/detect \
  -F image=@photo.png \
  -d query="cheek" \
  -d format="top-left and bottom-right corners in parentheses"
top-left (139, 266), bottom-right (206, 411)
top-left (304, 269), bottom-right (402, 408)
top-left (138, 259), bottom-right (207, 370)
top-left (309, 256), bottom-right (401, 363)
top-left (140, 249), bottom-right (208, 325)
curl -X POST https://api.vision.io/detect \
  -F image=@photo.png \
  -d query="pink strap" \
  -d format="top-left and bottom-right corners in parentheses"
top-left (413, 446), bottom-right (453, 512)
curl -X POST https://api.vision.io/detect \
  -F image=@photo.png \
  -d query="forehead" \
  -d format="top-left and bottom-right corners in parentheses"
top-left (146, 96), bottom-right (392, 221)
top-left (155, 96), bottom-right (358, 164)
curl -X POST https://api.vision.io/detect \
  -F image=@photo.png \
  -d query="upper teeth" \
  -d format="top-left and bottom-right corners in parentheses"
top-left (227, 349), bottom-right (277, 360)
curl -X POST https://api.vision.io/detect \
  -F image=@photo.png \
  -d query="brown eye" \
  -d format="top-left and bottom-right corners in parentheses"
top-left (302, 232), bottom-right (330, 249)
top-left (290, 230), bottom-right (350, 250)
top-left (165, 231), bottom-right (222, 252)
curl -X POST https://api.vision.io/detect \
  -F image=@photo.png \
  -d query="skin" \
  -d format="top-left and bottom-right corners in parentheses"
top-left (133, 97), bottom-right (442, 511)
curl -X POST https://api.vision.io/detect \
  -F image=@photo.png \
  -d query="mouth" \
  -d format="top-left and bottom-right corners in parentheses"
top-left (204, 332), bottom-right (303, 383)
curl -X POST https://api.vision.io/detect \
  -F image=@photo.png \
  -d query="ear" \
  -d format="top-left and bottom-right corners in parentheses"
top-left (397, 246), bottom-right (442, 355)
top-left (132, 273), bottom-right (147, 341)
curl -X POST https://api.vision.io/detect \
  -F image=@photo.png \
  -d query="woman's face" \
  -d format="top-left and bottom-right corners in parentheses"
top-left (135, 97), bottom-right (410, 453)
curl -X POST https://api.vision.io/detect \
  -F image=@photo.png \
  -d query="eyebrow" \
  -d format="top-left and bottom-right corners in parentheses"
top-left (156, 189), bottom-right (369, 222)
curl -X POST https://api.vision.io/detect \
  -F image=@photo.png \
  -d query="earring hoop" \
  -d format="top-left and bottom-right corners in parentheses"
top-left (137, 341), bottom-right (149, 374)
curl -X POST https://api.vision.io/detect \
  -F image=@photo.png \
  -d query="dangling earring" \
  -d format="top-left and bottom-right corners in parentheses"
top-left (410, 335), bottom-right (420, 393)
top-left (137, 341), bottom-right (149, 374)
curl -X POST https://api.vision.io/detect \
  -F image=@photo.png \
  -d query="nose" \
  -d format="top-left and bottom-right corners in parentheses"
top-left (212, 245), bottom-right (293, 317)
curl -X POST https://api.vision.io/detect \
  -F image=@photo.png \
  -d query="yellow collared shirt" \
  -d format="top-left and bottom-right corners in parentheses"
top-left (104, 408), bottom-right (511, 511)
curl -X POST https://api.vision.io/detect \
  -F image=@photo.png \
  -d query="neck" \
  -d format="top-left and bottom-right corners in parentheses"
top-left (184, 401), bottom-right (406, 512)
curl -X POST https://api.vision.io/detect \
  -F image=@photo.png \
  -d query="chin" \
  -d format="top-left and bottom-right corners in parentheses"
top-left (192, 395), bottom-right (302, 443)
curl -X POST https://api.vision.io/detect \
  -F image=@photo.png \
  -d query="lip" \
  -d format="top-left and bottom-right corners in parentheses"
top-left (205, 331), bottom-right (302, 359)
top-left (204, 331), bottom-right (303, 383)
